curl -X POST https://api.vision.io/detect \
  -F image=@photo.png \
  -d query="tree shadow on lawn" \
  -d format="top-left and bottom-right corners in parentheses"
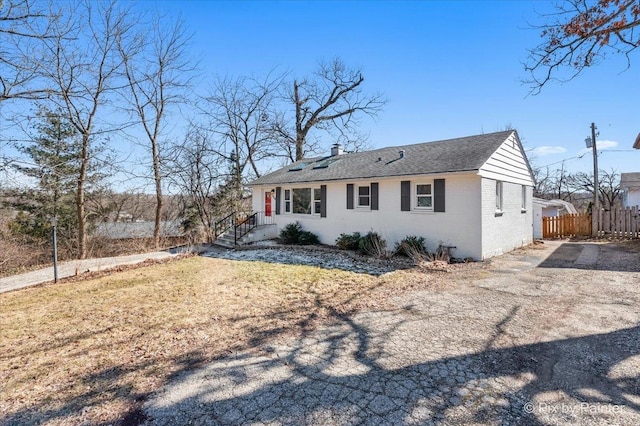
top-left (4, 264), bottom-right (639, 426)
top-left (4, 305), bottom-right (640, 425)
top-left (141, 308), bottom-right (640, 425)
top-left (1, 289), bottom-right (386, 425)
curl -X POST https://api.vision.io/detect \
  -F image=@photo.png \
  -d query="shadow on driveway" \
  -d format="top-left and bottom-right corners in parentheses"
top-left (140, 311), bottom-right (640, 425)
top-left (538, 242), bottom-right (640, 272)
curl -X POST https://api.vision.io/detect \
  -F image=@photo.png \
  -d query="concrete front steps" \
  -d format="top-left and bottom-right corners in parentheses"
top-left (213, 224), bottom-right (278, 248)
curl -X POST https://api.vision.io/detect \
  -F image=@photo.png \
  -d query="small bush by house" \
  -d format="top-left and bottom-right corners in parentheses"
top-left (279, 222), bottom-right (320, 245)
top-left (394, 235), bottom-right (427, 257)
top-left (335, 232), bottom-right (362, 250)
top-left (358, 231), bottom-right (387, 257)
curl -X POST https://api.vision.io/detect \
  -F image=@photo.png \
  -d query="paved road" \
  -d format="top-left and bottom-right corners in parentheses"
top-left (0, 251), bottom-right (178, 294)
top-left (143, 241), bottom-right (640, 425)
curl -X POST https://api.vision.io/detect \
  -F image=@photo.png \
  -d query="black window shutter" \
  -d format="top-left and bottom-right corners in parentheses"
top-left (401, 181), bottom-right (411, 211)
top-left (320, 185), bottom-right (327, 217)
top-left (275, 187), bottom-right (281, 215)
top-left (346, 184), bottom-right (354, 209)
top-left (434, 179), bottom-right (445, 212)
top-left (371, 183), bottom-right (379, 210)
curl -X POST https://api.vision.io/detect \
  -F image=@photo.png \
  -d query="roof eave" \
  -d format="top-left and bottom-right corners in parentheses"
top-left (249, 169), bottom-right (481, 186)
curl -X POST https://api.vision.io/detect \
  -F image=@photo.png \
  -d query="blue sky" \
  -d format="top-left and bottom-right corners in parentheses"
top-left (147, 0), bottom-right (639, 176)
top-left (3, 0), bottom-right (638, 189)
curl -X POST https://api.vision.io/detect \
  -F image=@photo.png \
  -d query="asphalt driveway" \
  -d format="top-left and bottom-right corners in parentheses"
top-left (143, 240), bottom-right (640, 425)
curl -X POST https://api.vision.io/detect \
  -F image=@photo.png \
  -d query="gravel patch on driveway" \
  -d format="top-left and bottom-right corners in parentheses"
top-left (144, 241), bottom-right (640, 425)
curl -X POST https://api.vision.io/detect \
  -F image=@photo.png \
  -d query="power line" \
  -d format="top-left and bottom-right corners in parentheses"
top-left (534, 147), bottom-right (635, 169)
top-left (536, 154), bottom-right (586, 168)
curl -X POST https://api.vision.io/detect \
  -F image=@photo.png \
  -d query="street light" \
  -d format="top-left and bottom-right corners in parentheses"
top-left (50, 216), bottom-right (58, 283)
top-left (584, 123), bottom-right (599, 236)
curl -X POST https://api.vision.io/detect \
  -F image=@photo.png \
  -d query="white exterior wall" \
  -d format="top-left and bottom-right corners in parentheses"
top-left (480, 178), bottom-right (533, 259)
top-left (478, 133), bottom-right (534, 186)
top-left (541, 206), bottom-right (561, 217)
top-left (252, 173), bottom-right (484, 259)
top-left (532, 202), bottom-right (543, 239)
top-left (532, 204), bottom-right (561, 239)
top-left (623, 189), bottom-right (640, 208)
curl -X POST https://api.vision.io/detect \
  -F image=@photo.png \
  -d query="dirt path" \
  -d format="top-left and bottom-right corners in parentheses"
top-left (143, 241), bottom-right (640, 425)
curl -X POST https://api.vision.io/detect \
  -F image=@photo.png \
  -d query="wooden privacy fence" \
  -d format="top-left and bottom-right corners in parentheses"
top-left (542, 213), bottom-right (591, 238)
top-left (594, 206), bottom-right (640, 238)
top-left (542, 207), bottom-right (640, 239)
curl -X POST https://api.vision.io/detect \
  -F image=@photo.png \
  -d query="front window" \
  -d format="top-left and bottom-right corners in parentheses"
top-left (292, 188), bottom-right (311, 214)
top-left (496, 181), bottom-right (503, 211)
top-left (284, 189), bottom-right (291, 213)
top-left (313, 188), bottom-right (322, 214)
top-left (416, 184), bottom-right (432, 208)
top-left (521, 185), bottom-right (526, 211)
top-left (358, 186), bottom-right (370, 207)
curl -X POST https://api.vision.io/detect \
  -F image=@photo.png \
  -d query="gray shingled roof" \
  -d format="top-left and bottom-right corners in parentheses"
top-left (250, 130), bottom-right (515, 185)
top-left (621, 172), bottom-right (640, 188)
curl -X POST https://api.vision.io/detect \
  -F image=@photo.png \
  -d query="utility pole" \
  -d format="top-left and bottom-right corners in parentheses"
top-left (591, 123), bottom-right (599, 211)
top-left (589, 122), bottom-right (599, 236)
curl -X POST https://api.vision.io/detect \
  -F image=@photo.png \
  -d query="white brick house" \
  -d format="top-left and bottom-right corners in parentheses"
top-left (249, 130), bottom-right (534, 260)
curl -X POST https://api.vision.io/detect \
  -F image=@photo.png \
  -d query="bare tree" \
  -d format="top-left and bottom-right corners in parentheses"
top-left (117, 14), bottom-right (195, 248)
top-left (275, 58), bottom-right (385, 162)
top-left (199, 73), bottom-right (283, 211)
top-left (40, 0), bottom-right (136, 259)
top-left (525, 0), bottom-right (640, 93)
top-left (0, 0), bottom-right (66, 172)
top-left (531, 160), bottom-right (574, 200)
top-left (0, 0), bottom-right (62, 102)
top-left (569, 168), bottom-right (622, 210)
top-left (166, 126), bottom-right (228, 242)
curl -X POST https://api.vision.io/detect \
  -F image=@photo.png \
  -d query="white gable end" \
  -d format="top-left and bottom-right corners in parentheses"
top-left (478, 132), bottom-right (534, 186)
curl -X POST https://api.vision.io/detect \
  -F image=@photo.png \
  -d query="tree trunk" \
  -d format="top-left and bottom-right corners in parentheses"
top-left (76, 135), bottom-right (89, 259)
top-left (293, 80), bottom-right (305, 161)
top-left (153, 143), bottom-right (162, 249)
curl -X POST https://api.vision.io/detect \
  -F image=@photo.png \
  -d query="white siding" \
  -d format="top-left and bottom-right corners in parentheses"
top-left (532, 202), bottom-right (543, 239)
top-left (478, 133), bottom-right (534, 186)
top-left (480, 178), bottom-right (533, 259)
top-left (254, 173), bottom-right (484, 259)
top-left (624, 189), bottom-right (640, 208)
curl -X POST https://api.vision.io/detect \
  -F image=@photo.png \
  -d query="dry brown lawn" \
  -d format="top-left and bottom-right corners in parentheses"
top-left (0, 255), bottom-right (470, 425)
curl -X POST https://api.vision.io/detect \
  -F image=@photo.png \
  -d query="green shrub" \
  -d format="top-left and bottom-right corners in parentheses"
top-left (335, 232), bottom-right (362, 250)
top-left (394, 235), bottom-right (426, 257)
top-left (297, 230), bottom-right (320, 245)
top-left (358, 231), bottom-right (387, 257)
top-left (279, 221), bottom-right (320, 245)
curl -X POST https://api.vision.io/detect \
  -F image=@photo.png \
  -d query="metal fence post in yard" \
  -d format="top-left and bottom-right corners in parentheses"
top-left (50, 216), bottom-right (58, 283)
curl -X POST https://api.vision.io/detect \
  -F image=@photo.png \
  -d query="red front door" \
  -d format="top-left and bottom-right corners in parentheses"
top-left (265, 192), bottom-right (272, 216)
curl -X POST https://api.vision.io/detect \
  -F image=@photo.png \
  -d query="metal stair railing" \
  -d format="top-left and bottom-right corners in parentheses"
top-left (215, 211), bottom-right (274, 246)
top-left (234, 212), bottom-right (258, 245)
top-left (214, 212), bottom-right (235, 239)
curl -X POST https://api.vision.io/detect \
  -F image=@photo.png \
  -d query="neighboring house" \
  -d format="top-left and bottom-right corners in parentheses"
top-left (249, 130), bottom-right (534, 260)
top-left (620, 173), bottom-right (640, 208)
top-left (95, 220), bottom-right (183, 240)
top-left (532, 198), bottom-right (578, 239)
top-left (633, 133), bottom-right (640, 150)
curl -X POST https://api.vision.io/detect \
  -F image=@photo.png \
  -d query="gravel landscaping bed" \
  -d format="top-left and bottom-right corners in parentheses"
top-left (203, 244), bottom-right (415, 276)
